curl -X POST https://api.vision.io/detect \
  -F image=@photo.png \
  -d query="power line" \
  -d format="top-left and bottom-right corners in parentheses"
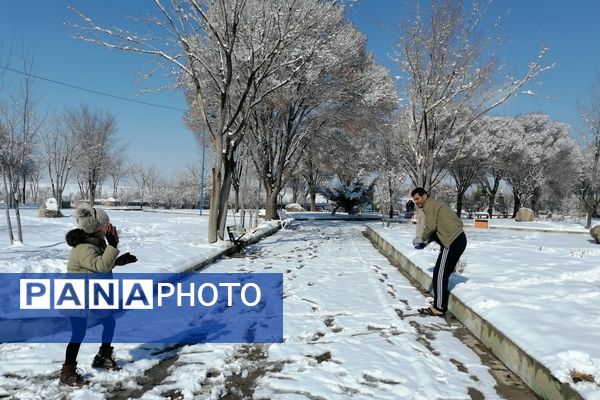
top-left (0, 64), bottom-right (187, 112)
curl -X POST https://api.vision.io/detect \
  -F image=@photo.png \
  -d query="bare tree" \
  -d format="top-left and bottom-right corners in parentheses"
top-left (476, 116), bottom-right (521, 217)
top-left (301, 142), bottom-right (331, 211)
top-left (68, 105), bottom-right (116, 206)
top-left (178, 162), bottom-right (211, 209)
top-left (287, 173), bottom-right (306, 204)
top-left (579, 74), bottom-right (600, 228)
top-left (0, 122), bottom-right (15, 244)
top-left (131, 163), bottom-right (161, 207)
top-left (505, 114), bottom-right (576, 216)
top-left (28, 159), bottom-right (43, 204)
top-left (71, 0), bottom-right (346, 242)
top-left (0, 52), bottom-right (42, 244)
top-left (372, 115), bottom-right (410, 218)
top-left (248, 16), bottom-right (397, 220)
top-left (106, 147), bottom-right (131, 199)
top-left (230, 144), bottom-right (249, 214)
top-left (445, 117), bottom-right (494, 216)
top-left (41, 113), bottom-right (78, 209)
top-left (395, 0), bottom-right (552, 192)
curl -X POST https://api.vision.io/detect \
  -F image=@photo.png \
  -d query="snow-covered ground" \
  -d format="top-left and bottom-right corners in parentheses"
top-left (0, 208), bottom-right (260, 274)
top-left (0, 217), bottom-right (519, 399)
top-left (370, 221), bottom-right (600, 399)
top-left (478, 216), bottom-right (597, 233)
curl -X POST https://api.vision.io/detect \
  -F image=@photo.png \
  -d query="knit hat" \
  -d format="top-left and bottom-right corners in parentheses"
top-left (75, 206), bottom-right (110, 234)
top-left (94, 208), bottom-right (110, 227)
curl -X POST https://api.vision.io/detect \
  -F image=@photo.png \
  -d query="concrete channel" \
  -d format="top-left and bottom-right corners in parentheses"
top-left (365, 224), bottom-right (584, 400)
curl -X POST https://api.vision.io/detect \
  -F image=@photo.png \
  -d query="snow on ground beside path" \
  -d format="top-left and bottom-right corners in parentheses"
top-left (158, 222), bottom-right (503, 400)
top-left (0, 208), bottom-right (272, 273)
top-left (0, 208), bottom-right (266, 399)
top-left (480, 216), bottom-right (599, 232)
top-left (370, 223), bottom-right (600, 399)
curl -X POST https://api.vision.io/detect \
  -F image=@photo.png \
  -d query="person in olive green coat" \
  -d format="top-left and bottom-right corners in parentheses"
top-left (411, 187), bottom-right (467, 317)
top-left (60, 206), bottom-right (136, 387)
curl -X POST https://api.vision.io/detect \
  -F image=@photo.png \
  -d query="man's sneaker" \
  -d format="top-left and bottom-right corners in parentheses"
top-left (59, 362), bottom-right (88, 387)
top-left (92, 346), bottom-right (121, 371)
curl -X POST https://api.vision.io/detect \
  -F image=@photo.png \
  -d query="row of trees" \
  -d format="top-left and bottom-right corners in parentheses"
top-left (0, 91), bottom-right (123, 244)
top-left (3, 0), bottom-right (599, 245)
top-left (72, 0), bottom-right (600, 239)
top-left (73, 0), bottom-right (397, 242)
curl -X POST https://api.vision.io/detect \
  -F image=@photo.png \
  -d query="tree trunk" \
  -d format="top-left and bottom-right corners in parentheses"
top-left (388, 176), bottom-right (394, 218)
top-left (487, 192), bottom-right (496, 218)
top-left (57, 189), bottom-right (64, 209)
top-left (29, 180), bottom-right (39, 204)
top-left (456, 191), bottom-right (464, 218)
top-left (89, 182), bottom-right (96, 206)
top-left (78, 180), bottom-right (86, 200)
top-left (208, 158), bottom-right (222, 243)
top-left (530, 187), bottom-right (541, 214)
top-left (512, 189), bottom-right (521, 218)
top-left (234, 186), bottom-right (240, 213)
top-left (1, 164), bottom-right (15, 245)
top-left (309, 190), bottom-right (317, 211)
top-left (239, 161), bottom-right (248, 228)
top-left (586, 151), bottom-right (599, 229)
top-left (265, 185), bottom-right (279, 220)
top-left (21, 179), bottom-right (27, 204)
top-left (14, 197), bottom-right (23, 242)
top-left (587, 200), bottom-right (594, 229)
top-left (216, 159), bottom-right (236, 241)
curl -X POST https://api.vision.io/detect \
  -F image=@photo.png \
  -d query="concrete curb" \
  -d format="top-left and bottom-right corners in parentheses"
top-left (365, 225), bottom-right (584, 400)
top-left (288, 216), bottom-right (383, 221)
top-left (181, 221), bottom-right (284, 273)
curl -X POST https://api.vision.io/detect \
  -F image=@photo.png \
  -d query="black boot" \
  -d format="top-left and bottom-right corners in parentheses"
top-left (59, 362), bottom-right (88, 387)
top-left (92, 345), bottom-right (121, 371)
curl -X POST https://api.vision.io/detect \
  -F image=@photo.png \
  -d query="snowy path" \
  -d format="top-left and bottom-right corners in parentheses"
top-left (138, 222), bottom-right (529, 399)
top-left (0, 221), bottom-right (533, 399)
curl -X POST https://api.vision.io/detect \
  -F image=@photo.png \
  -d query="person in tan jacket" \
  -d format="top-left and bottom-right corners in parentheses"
top-left (411, 187), bottom-right (467, 317)
top-left (60, 206), bottom-right (136, 386)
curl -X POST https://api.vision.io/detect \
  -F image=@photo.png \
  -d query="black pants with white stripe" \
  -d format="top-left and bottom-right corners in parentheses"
top-left (432, 232), bottom-right (467, 313)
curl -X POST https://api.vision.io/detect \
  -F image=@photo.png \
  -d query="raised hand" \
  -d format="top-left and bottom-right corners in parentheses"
top-left (104, 224), bottom-right (119, 248)
top-left (115, 252), bottom-right (137, 266)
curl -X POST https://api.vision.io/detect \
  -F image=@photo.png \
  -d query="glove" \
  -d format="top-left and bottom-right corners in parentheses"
top-left (115, 252), bottom-right (138, 266)
top-left (412, 237), bottom-right (428, 250)
top-left (104, 224), bottom-right (119, 248)
top-left (106, 232), bottom-right (119, 248)
top-left (105, 224), bottom-right (119, 247)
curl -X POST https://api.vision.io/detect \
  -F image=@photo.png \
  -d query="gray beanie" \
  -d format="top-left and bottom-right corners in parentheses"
top-left (94, 208), bottom-right (110, 227)
top-left (76, 206), bottom-right (109, 234)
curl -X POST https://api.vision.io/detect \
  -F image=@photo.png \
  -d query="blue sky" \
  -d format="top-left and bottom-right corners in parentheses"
top-left (1, 1), bottom-right (600, 176)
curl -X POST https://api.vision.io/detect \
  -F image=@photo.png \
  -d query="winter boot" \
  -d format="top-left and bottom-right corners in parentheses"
top-left (92, 345), bottom-right (121, 371)
top-left (59, 362), bottom-right (88, 387)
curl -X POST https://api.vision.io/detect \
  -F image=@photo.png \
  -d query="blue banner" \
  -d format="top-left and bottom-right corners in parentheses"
top-left (0, 273), bottom-right (283, 344)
